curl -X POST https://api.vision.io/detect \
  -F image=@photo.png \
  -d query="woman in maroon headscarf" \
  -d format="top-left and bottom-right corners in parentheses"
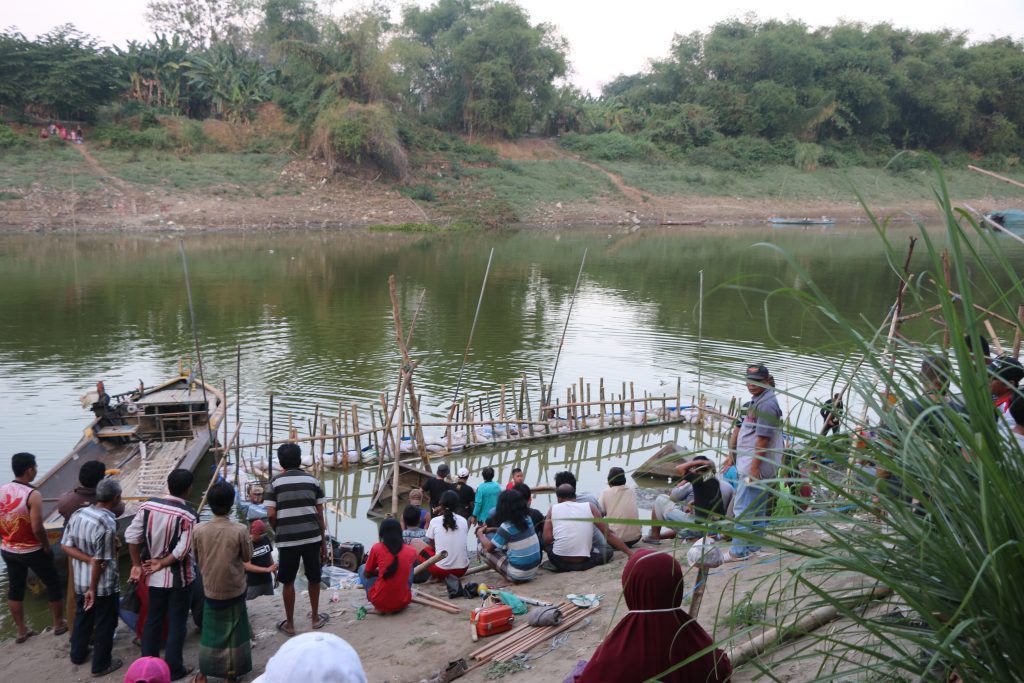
top-left (573, 549), bottom-right (732, 682)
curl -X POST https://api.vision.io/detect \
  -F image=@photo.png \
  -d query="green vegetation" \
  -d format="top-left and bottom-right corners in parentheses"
top-left (91, 149), bottom-right (289, 195)
top-left (722, 591), bottom-right (767, 629)
top-left (697, 175), bottom-right (1024, 678)
top-left (0, 142), bottom-right (101, 192)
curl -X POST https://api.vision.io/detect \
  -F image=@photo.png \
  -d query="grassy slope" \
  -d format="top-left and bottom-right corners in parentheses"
top-left (3, 140), bottom-right (1023, 217)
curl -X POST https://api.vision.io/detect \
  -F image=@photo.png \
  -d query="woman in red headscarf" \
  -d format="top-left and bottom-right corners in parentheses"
top-left (573, 549), bottom-right (732, 682)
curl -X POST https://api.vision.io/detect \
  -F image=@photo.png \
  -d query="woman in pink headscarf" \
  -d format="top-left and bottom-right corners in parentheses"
top-left (573, 549), bottom-right (732, 682)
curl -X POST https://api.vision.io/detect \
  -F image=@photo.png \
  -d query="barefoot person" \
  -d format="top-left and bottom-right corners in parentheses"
top-left (125, 469), bottom-right (198, 681)
top-left (0, 452), bottom-right (68, 643)
top-left (543, 484), bottom-right (634, 572)
top-left (475, 489), bottom-right (541, 583)
top-left (193, 482), bottom-right (254, 683)
top-left (358, 518), bottom-right (417, 613)
top-left (62, 477), bottom-right (123, 677)
top-left (264, 443), bottom-right (329, 635)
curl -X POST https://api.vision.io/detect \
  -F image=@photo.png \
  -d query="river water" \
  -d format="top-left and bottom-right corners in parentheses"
top-left (1, 223), bottom-right (1020, 636)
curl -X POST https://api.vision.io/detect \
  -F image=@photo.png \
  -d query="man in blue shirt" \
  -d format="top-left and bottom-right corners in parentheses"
top-left (726, 363), bottom-right (784, 561)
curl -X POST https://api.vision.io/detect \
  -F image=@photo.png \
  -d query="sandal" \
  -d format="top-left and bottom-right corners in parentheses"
top-left (53, 622), bottom-right (69, 636)
top-left (312, 612), bottom-right (330, 629)
top-left (91, 658), bottom-right (123, 678)
top-left (641, 536), bottom-right (662, 545)
top-left (15, 629), bottom-right (37, 644)
top-left (275, 619), bottom-right (295, 636)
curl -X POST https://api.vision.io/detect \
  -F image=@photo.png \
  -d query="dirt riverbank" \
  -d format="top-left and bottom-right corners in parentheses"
top-left (0, 524), bottom-right (884, 683)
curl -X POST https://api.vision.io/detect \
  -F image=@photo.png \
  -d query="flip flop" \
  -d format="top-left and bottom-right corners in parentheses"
top-left (275, 619), bottom-right (295, 636)
top-left (91, 658), bottom-right (123, 678)
top-left (312, 612), bottom-right (330, 629)
top-left (15, 629), bottom-right (37, 644)
top-left (53, 623), bottom-right (69, 636)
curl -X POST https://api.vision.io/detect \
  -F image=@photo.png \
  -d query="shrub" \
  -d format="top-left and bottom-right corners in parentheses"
top-left (558, 131), bottom-right (658, 161)
top-left (311, 102), bottom-right (409, 180)
top-left (793, 142), bottom-right (823, 171)
top-left (0, 124), bottom-right (26, 150)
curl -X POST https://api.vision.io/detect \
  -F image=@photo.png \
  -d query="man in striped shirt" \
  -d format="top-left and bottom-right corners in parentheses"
top-left (264, 443), bottom-right (328, 636)
top-left (126, 469), bottom-right (198, 680)
top-left (61, 477), bottom-right (123, 678)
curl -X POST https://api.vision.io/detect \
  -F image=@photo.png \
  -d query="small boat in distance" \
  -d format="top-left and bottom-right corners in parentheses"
top-left (769, 216), bottom-right (836, 226)
top-left (659, 219), bottom-right (709, 226)
top-left (38, 373), bottom-right (225, 550)
top-left (985, 208), bottom-right (1024, 231)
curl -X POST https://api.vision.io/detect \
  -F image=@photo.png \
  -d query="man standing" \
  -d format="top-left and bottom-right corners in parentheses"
top-left (0, 452), bottom-right (67, 643)
top-left (264, 443), bottom-right (329, 636)
top-left (726, 363), bottom-right (784, 561)
top-left (125, 469), bottom-right (198, 680)
top-left (543, 484), bottom-right (633, 572)
top-left (57, 460), bottom-right (126, 522)
top-left (422, 463), bottom-right (454, 512)
top-left (62, 478), bottom-right (123, 677)
top-left (453, 467), bottom-right (475, 518)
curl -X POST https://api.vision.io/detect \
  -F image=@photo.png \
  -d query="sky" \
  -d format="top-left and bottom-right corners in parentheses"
top-left (4, 0), bottom-right (1024, 94)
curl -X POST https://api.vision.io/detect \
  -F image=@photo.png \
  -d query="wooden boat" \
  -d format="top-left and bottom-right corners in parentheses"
top-left (39, 373), bottom-right (225, 550)
top-left (769, 217), bottom-right (836, 226)
top-left (659, 219), bottom-right (709, 226)
top-left (631, 442), bottom-right (689, 480)
top-left (985, 209), bottom-right (1024, 231)
top-left (368, 462), bottom-right (436, 515)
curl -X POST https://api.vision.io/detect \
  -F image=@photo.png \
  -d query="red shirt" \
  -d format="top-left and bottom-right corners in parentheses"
top-left (366, 543), bottom-right (416, 614)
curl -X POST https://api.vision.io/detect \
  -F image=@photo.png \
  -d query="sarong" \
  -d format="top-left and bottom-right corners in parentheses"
top-left (199, 596), bottom-right (252, 678)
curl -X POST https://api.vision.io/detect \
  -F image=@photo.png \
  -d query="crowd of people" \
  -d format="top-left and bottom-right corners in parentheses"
top-left (3, 347), bottom-right (1020, 682)
top-left (39, 122), bottom-right (84, 144)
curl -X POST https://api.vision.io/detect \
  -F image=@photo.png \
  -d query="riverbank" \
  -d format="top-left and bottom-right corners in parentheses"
top-left (0, 525), bottom-right (859, 682)
top-left (1, 139), bottom-right (1020, 232)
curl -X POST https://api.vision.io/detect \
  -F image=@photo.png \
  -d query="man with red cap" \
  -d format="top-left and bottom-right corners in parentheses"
top-left (242, 519), bottom-right (277, 600)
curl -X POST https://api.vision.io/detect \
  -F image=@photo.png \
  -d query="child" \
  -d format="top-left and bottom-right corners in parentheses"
top-left (242, 519), bottom-right (277, 600)
top-left (193, 482), bottom-right (253, 683)
top-left (505, 467), bottom-right (525, 490)
top-left (408, 488), bottom-right (430, 528)
top-left (472, 466), bottom-right (501, 525)
top-left (358, 519), bottom-right (417, 613)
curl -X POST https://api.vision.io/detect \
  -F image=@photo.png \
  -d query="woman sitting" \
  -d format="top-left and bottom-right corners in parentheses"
top-left (572, 550), bottom-right (732, 683)
top-left (475, 489), bottom-right (542, 583)
top-left (424, 490), bottom-right (470, 578)
top-left (358, 518), bottom-right (417, 614)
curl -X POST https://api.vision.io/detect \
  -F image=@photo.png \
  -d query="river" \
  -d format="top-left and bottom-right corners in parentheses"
top-left (1, 222), bottom-right (1020, 636)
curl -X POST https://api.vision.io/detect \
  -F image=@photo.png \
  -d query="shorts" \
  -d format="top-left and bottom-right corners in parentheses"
top-left (245, 583), bottom-right (275, 600)
top-left (1, 548), bottom-right (62, 602)
top-left (276, 541), bottom-right (322, 585)
top-left (653, 494), bottom-right (692, 523)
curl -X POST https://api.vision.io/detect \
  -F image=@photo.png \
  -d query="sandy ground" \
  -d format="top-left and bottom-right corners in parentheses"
top-left (0, 523), bottom-right (889, 683)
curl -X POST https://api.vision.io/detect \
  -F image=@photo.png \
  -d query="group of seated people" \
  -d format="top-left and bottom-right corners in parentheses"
top-left (39, 122), bottom-right (83, 143)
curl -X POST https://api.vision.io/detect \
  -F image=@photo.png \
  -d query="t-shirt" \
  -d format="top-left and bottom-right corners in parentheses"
top-left (247, 534), bottom-right (274, 587)
top-left (264, 468), bottom-right (325, 548)
top-left (453, 482), bottom-right (475, 517)
top-left (490, 519), bottom-right (541, 581)
top-left (735, 389), bottom-right (784, 478)
top-left (402, 528), bottom-right (426, 544)
top-left (365, 543), bottom-right (417, 614)
top-left (550, 501), bottom-right (594, 557)
top-left (425, 513), bottom-right (469, 570)
top-left (0, 481), bottom-right (41, 553)
top-left (683, 468), bottom-right (725, 521)
top-left (598, 485), bottom-right (641, 543)
top-left (422, 477), bottom-right (454, 510)
top-left (193, 515), bottom-right (252, 601)
top-left (473, 481), bottom-right (501, 521)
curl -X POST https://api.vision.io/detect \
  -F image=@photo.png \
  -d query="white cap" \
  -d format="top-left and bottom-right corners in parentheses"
top-left (457, 467), bottom-right (470, 478)
top-left (253, 632), bottom-right (367, 683)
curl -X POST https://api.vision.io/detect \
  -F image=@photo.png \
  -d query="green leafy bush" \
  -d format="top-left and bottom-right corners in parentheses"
top-left (559, 131), bottom-right (658, 161)
top-left (0, 124), bottom-right (26, 149)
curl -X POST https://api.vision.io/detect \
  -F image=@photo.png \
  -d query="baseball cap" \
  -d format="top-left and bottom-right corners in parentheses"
top-left (745, 363), bottom-right (770, 381)
top-left (250, 519), bottom-right (267, 535)
top-left (436, 463), bottom-right (450, 476)
top-left (457, 467), bottom-right (470, 478)
top-left (253, 632), bottom-right (367, 683)
top-left (992, 355), bottom-right (1024, 384)
top-left (124, 656), bottom-right (171, 683)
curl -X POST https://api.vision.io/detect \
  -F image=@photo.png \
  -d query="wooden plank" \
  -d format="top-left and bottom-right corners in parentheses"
top-left (96, 424), bottom-right (140, 438)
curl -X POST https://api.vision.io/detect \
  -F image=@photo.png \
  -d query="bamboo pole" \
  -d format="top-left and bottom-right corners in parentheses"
top-left (412, 550), bottom-right (448, 577)
top-left (197, 422), bottom-right (242, 515)
top-left (449, 247), bottom-right (495, 429)
top-left (1015, 304), bottom-right (1024, 357)
top-left (544, 248), bottom-right (588, 408)
top-left (267, 392), bottom-right (274, 477)
top-left (523, 374), bottom-right (535, 437)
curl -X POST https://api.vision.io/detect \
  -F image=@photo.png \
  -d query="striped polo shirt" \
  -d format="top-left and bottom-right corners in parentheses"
top-left (264, 469), bottom-right (325, 548)
top-left (61, 505), bottom-right (119, 596)
top-left (490, 518), bottom-right (541, 581)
